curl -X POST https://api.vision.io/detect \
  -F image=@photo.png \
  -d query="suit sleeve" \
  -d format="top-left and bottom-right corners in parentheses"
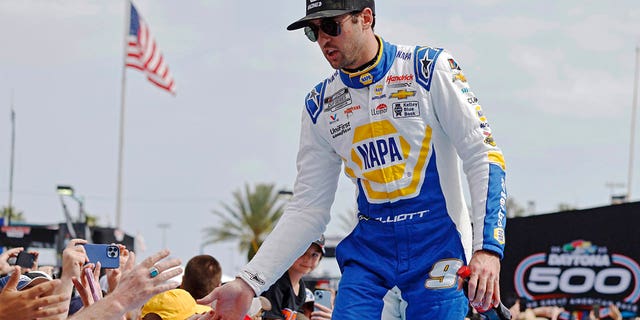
top-left (239, 100), bottom-right (342, 294)
top-left (428, 50), bottom-right (508, 258)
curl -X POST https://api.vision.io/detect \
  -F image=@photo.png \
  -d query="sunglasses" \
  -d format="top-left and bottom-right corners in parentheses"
top-left (303, 13), bottom-right (356, 42)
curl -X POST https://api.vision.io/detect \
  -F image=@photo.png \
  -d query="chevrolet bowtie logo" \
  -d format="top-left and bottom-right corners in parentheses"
top-left (390, 89), bottom-right (416, 99)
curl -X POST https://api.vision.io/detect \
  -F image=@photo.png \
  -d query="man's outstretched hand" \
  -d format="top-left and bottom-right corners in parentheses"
top-left (198, 278), bottom-right (255, 320)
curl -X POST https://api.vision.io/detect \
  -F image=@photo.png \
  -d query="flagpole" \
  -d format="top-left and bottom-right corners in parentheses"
top-left (628, 46), bottom-right (640, 202)
top-left (6, 90), bottom-right (15, 226)
top-left (116, 0), bottom-right (131, 230)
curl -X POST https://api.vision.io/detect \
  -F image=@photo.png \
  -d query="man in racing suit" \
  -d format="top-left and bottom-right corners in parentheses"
top-left (199, 1), bottom-right (507, 319)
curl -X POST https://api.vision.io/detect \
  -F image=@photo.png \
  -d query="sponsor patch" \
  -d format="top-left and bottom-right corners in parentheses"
top-left (484, 135), bottom-right (496, 146)
top-left (390, 89), bottom-right (416, 100)
top-left (388, 82), bottom-right (413, 88)
top-left (452, 72), bottom-right (467, 83)
top-left (305, 83), bottom-right (324, 124)
top-left (323, 88), bottom-right (351, 113)
top-left (448, 58), bottom-right (461, 70)
top-left (242, 270), bottom-right (266, 286)
top-left (415, 46), bottom-right (442, 91)
top-left (374, 84), bottom-right (384, 96)
top-left (392, 101), bottom-right (420, 118)
top-left (395, 51), bottom-right (412, 60)
top-left (386, 74), bottom-right (414, 85)
top-left (330, 122), bottom-right (351, 139)
top-left (343, 105), bottom-right (361, 118)
top-left (372, 84), bottom-right (387, 100)
top-left (307, 0), bottom-right (322, 10)
top-left (494, 228), bottom-right (505, 245)
top-left (421, 54), bottom-right (434, 82)
top-left (360, 73), bottom-right (373, 85)
top-left (371, 103), bottom-right (388, 116)
top-left (328, 113), bottom-right (339, 124)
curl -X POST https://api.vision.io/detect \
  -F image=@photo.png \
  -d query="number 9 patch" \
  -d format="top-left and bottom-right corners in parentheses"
top-left (425, 258), bottom-right (464, 289)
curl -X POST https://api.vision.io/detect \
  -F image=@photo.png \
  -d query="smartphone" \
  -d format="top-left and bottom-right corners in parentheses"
top-left (83, 244), bottom-right (120, 269)
top-left (593, 304), bottom-right (600, 318)
top-left (14, 251), bottom-right (36, 269)
top-left (83, 267), bottom-right (101, 302)
top-left (314, 289), bottom-right (332, 311)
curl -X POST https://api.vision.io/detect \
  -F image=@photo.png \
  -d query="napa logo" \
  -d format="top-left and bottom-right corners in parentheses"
top-left (350, 120), bottom-right (410, 184)
top-left (359, 73), bottom-right (373, 85)
top-left (356, 137), bottom-right (404, 170)
top-left (346, 120), bottom-right (433, 201)
top-left (374, 84), bottom-right (384, 96)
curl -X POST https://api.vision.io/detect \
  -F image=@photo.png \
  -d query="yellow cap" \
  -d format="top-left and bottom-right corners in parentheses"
top-left (141, 289), bottom-right (212, 320)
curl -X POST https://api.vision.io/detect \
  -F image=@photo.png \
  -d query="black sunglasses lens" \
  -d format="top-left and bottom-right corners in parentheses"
top-left (304, 26), bottom-right (318, 42)
top-left (320, 19), bottom-right (340, 37)
top-left (304, 17), bottom-right (343, 42)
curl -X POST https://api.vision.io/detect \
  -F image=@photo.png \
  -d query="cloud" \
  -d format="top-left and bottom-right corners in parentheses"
top-left (564, 14), bottom-right (634, 52)
top-left (448, 14), bottom-right (557, 39)
top-left (508, 45), bottom-right (630, 118)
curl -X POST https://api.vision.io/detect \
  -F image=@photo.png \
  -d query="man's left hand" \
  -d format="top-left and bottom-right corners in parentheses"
top-left (466, 250), bottom-right (501, 311)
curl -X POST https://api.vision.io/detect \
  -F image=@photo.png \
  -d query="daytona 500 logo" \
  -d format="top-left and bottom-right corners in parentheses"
top-left (514, 240), bottom-right (640, 312)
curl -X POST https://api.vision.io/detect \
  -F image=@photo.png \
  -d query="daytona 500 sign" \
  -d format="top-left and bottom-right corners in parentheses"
top-left (501, 202), bottom-right (640, 316)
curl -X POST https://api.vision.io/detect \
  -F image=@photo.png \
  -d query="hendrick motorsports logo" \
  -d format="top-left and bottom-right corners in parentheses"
top-left (514, 240), bottom-right (640, 313)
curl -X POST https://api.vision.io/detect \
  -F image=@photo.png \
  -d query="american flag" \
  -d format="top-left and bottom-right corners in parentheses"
top-left (126, 3), bottom-right (176, 94)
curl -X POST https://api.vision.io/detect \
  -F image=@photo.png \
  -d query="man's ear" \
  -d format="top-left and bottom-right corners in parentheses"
top-left (361, 7), bottom-right (374, 28)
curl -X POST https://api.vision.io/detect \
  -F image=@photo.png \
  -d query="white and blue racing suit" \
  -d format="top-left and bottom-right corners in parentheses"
top-left (238, 37), bottom-right (507, 319)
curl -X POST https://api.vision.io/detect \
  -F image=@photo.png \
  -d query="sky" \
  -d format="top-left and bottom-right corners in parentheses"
top-left (1, 0), bottom-right (639, 276)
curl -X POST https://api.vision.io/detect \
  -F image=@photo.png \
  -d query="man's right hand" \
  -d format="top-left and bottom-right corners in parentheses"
top-left (0, 266), bottom-right (69, 319)
top-left (198, 278), bottom-right (254, 320)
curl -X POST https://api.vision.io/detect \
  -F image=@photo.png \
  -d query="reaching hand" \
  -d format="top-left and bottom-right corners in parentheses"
top-left (310, 302), bottom-right (332, 320)
top-left (106, 244), bottom-right (130, 293)
top-left (68, 250), bottom-right (182, 320)
top-left (0, 266), bottom-right (69, 319)
top-left (466, 250), bottom-right (501, 312)
top-left (0, 247), bottom-right (23, 274)
top-left (61, 239), bottom-right (89, 282)
top-left (108, 249), bottom-right (182, 311)
top-left (72, 263), bottom-right (104, 308)
top-left (197, 278), bottom-right (254, 320)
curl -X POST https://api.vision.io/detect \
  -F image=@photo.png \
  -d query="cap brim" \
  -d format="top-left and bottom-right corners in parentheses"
top-left (311, 243), bottom-right (326, 255)
top-left (21, 277), bottom-right (49, 290)
top-left (194, 304), bottom-right (212, 315)
top-left (286, 10), bottom-right (353, 30)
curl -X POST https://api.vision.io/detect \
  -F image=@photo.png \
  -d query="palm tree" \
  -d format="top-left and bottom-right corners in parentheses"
top-left (1, 206), bottom-right (25, 223)
top-left (203, 183), bottom-right (286, 261)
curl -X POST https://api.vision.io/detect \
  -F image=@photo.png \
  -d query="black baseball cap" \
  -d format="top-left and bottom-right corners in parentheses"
top-left (287, 0), bottom-right (375, 31)
top-left (312, 234), bottom-right (326, 255)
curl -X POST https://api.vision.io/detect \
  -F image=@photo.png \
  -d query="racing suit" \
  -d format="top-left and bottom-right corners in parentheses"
top-left (239, 36), bottom-right (507, 319)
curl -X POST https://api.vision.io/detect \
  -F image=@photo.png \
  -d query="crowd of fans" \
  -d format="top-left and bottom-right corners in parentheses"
top-left (463, 296), bottom-right (636, 320)
top-left (0, 239), bottom-right (331, 320)
top-left (0, 240), bottom-right (213, 320)
top-left (1, 241), bottom-right (637, 320)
